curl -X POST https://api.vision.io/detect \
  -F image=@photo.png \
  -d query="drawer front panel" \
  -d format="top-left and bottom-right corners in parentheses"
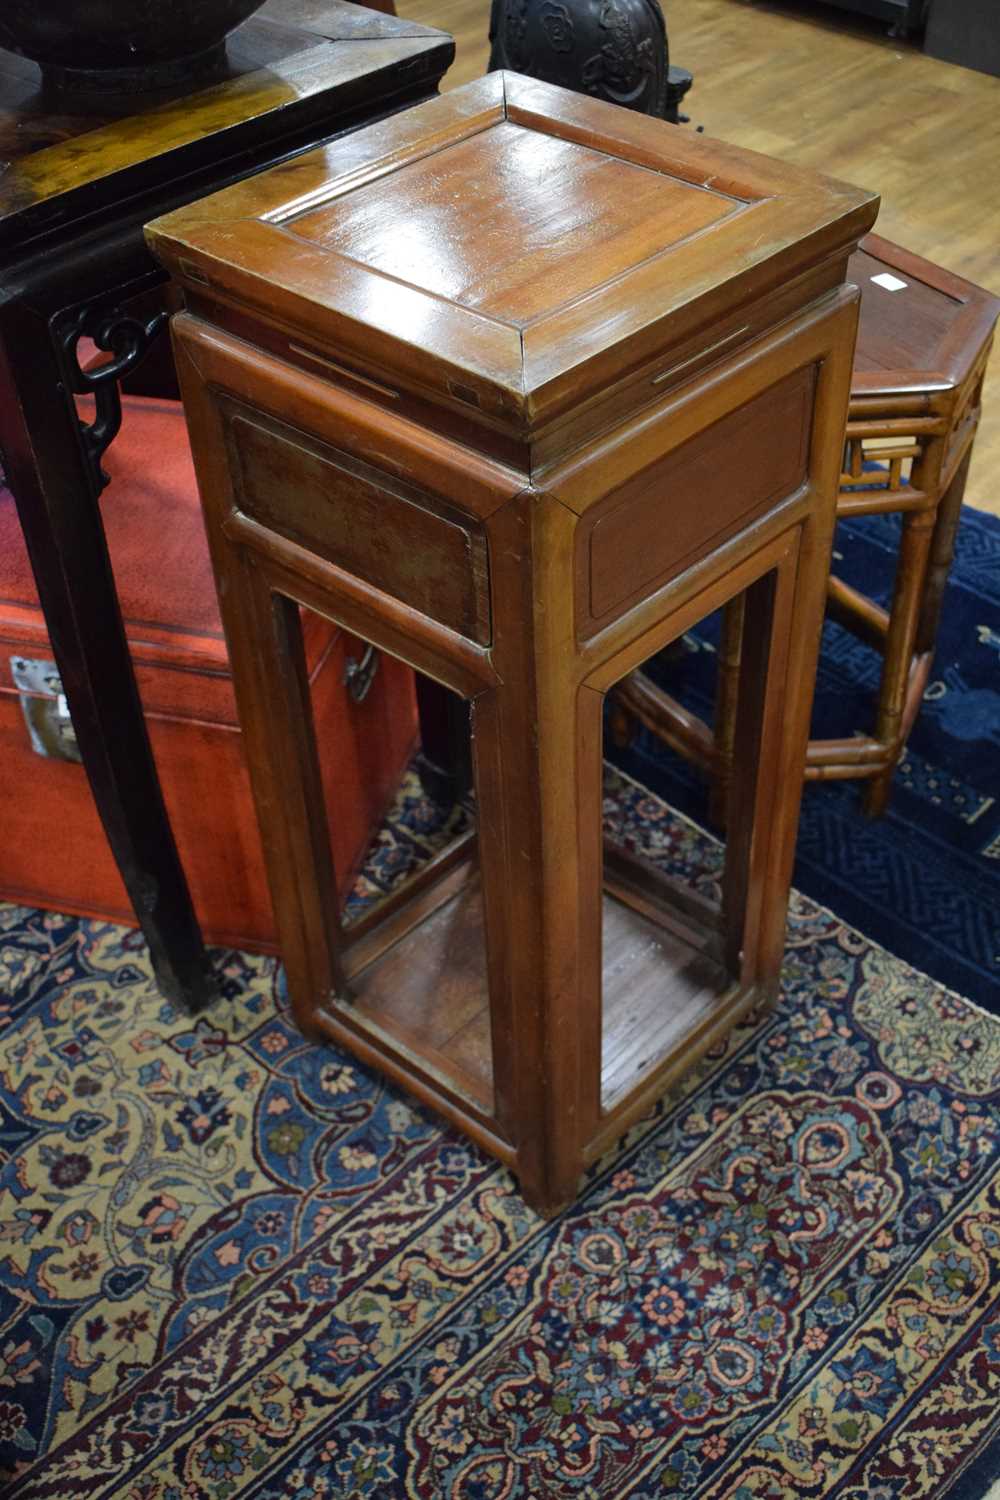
top-left (583, 364), bottom-right (816, 628)
top-left (225, 406), bottom-right (491, 645)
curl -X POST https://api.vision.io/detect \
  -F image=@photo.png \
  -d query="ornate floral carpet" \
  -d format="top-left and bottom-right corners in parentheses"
top-left (610, 505), bottom-right (1000, 1011)
top-left (1, 766), bottom-right (999, 1499)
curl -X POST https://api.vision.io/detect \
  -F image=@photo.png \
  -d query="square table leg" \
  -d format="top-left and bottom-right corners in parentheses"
top-left (0, 303), bottom-right (217, 1012)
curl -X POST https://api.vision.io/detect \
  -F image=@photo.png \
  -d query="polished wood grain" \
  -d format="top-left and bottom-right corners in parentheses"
top-left (148, 70), bottom-right (876, 434)
top-left (153, 75), bottom-right (876, 1212)
top-left (0, 0), bottom-right (447, 237)
top-left (224, 406), bottom-right (492, 641)
top-left (401, 0), bottom-right (1000, 514)
top-left (582, 364), bottom-right (815, 625)
top-left (625, 233), bottom-right (999, 818)
top-left (289, 118), bottom-right (738, 321)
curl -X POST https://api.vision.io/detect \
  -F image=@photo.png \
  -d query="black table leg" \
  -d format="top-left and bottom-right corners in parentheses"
top-left (0, 299), bottom-right (218, 1013)
top-left (414, 676), bottom-right (473, 809)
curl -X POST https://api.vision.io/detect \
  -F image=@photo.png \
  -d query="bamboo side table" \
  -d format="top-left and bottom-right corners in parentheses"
top-left (615, 235), bottom-right (1000, 821)
top-left (148, 75), bottom-right (877, 1212)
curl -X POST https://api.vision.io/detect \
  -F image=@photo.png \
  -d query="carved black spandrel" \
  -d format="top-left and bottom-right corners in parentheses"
top-left (54, 302), bottom-right (168, 494)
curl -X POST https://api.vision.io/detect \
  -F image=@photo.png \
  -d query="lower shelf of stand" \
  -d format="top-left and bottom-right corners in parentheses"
top-left (326, 864), bottom-right (737, 1121)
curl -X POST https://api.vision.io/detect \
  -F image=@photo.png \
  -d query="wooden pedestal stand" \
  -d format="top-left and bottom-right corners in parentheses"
top-left (148, 74), bottom-right (878, 1212)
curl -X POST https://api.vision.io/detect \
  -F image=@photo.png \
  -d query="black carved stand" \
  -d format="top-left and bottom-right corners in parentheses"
top-left (0, 4), bottom-right (455, 1012)
top-left (0, 246), bottom-right (217, 1011)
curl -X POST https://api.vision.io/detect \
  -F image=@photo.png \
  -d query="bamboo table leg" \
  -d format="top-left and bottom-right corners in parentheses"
top-left (862, 504), bottom-right (937, 816)
top-left (916, 447), bottom-right (972, 657)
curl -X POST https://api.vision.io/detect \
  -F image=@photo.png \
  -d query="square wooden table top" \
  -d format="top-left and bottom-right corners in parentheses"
top-left (148, 71), bottom-right (878, 434)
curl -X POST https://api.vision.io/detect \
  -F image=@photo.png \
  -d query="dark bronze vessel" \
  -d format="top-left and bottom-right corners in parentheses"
top-left (488, 0), bottom-right (667, 115)
top-left (0, 0), bottom-right (269, 94)
top-left (488, 0), bottom-right (693, 123)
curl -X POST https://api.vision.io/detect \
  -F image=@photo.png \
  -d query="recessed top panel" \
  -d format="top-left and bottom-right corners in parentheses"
top-left (287, 120), bottom-right (739, 326)
top-left (852, 248), bottom-right (963, 375)
top-left (848, 241), bottom-right (1000, 389)
top-left (146, 72), bottom-right (880, 431)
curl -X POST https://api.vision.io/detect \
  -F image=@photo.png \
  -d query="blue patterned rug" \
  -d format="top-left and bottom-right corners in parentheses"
top-left (2, 766), bottom-right (999, 1499)
top-left (609, 505), bottom-right (1000, 1013)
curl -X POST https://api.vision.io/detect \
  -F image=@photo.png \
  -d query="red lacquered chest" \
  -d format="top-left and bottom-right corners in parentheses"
top-left (0, 393), bottom-right (417, 949)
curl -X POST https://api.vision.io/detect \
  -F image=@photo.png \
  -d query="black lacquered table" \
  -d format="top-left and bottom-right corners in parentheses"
top-left (0, 0), bottom-right (453, 1011)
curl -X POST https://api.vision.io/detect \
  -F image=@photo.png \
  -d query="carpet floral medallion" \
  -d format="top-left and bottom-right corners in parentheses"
top-left (1, 767), bottom-right (999, 1499)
